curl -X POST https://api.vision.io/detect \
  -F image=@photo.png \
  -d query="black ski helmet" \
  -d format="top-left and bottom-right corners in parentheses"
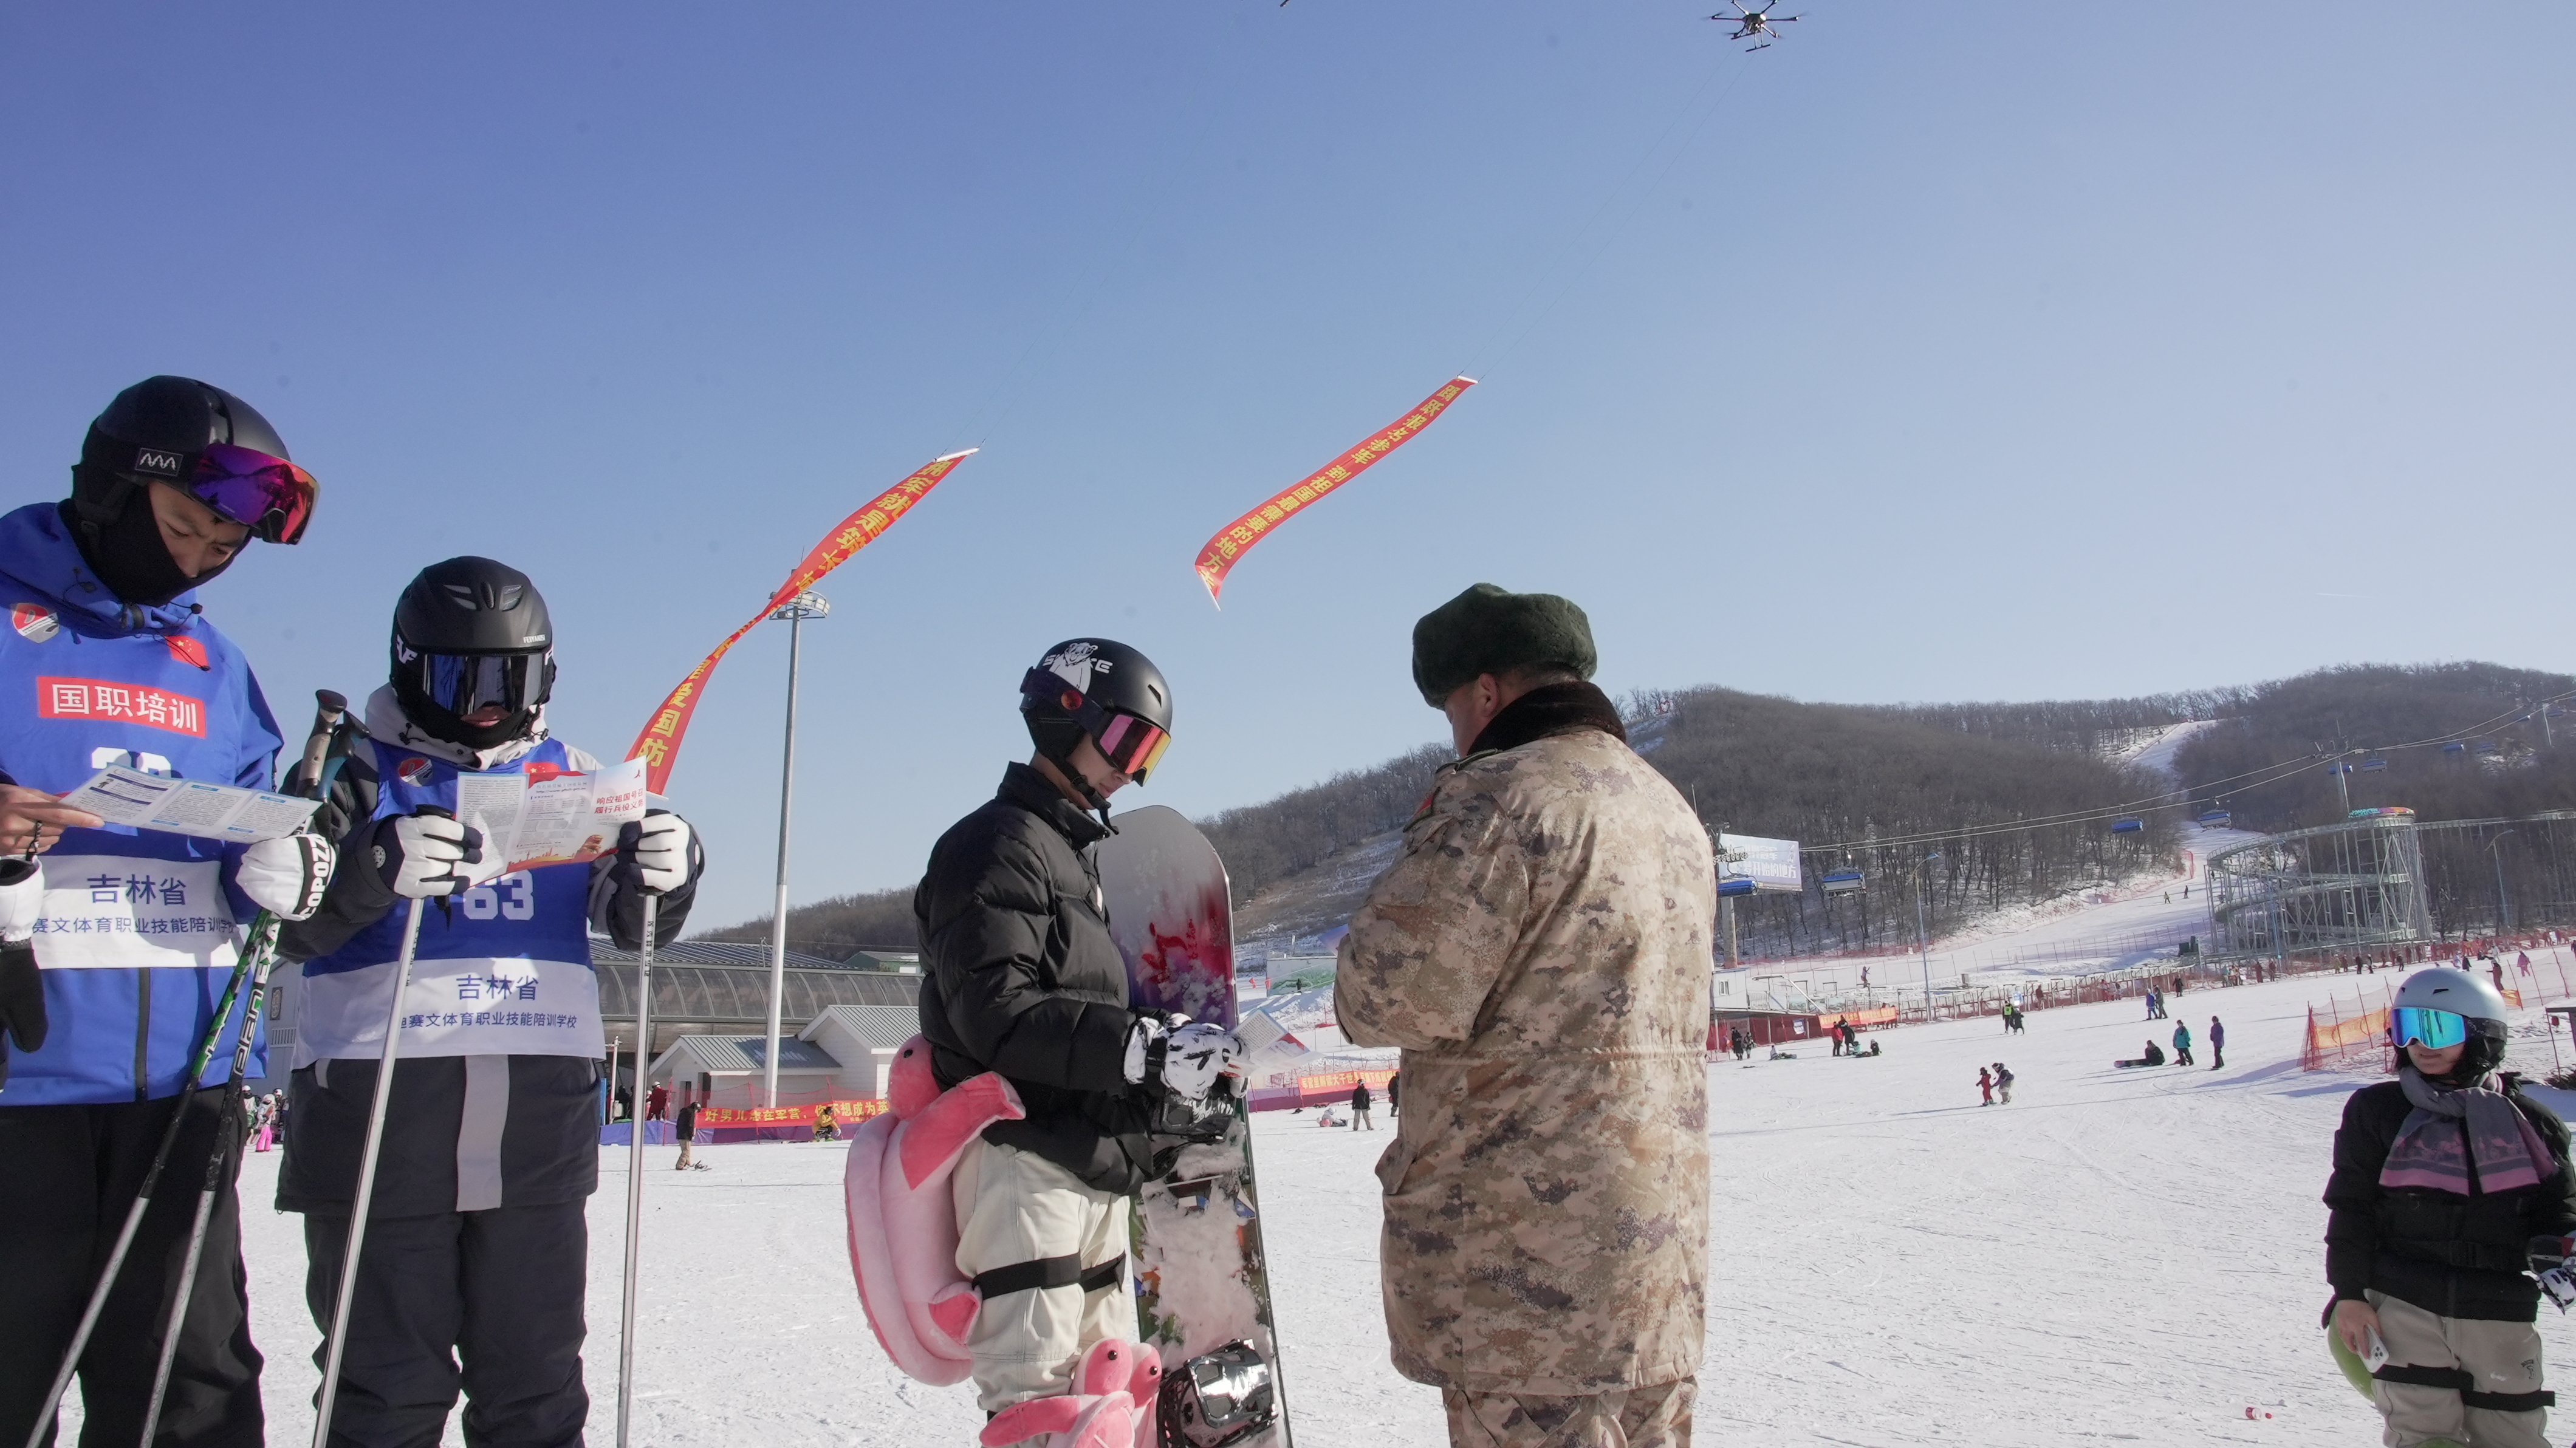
top-left (1019, 638), bottom-right (1174, 807)
top-left (72, 375), bottom-right (296, 531)
top-left (390, 557), bottom-right (558, 750)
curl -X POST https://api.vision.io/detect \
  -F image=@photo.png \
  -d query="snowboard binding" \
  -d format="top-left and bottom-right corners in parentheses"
top-left (1157, 1340), bottom-right (1276, 1448)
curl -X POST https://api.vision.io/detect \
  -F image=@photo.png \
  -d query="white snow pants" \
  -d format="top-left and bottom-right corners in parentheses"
top-left (2368, 1289), bottom-right (2549, 1448)
top-left (951, 1138), bottom-right (1134, 1413)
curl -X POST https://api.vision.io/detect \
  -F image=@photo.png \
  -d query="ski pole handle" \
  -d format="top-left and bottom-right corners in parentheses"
top-left (292, 690), bottom-right (348, 799)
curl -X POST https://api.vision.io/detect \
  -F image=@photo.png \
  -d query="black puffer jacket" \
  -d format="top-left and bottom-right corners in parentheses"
top-left (915, 763), bottom-right (1153, 1193)
top-left (2324, 1075), bottom-right (2576, 1320)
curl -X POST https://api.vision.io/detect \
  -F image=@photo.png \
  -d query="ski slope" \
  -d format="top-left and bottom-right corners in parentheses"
top-left (152, 953), bottom-right (2576, 1448)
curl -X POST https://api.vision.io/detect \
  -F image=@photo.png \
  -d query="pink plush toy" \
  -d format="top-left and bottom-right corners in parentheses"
top-left (845, 1035), bottom-right (1025, 1387)
top-left (980, 1337), bottom-right (1162, 1448)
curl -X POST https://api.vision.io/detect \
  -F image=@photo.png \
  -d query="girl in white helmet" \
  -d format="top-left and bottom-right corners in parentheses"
top-left (2325, 967), bottom-right (2576, 1448)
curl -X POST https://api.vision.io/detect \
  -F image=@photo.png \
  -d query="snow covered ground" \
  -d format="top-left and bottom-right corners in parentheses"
top-left (131, 952), bottom-right (2576, 1447)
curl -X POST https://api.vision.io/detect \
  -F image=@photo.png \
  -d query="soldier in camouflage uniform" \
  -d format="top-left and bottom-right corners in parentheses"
top-left (1337, 584), bottom-right (1716, 1448)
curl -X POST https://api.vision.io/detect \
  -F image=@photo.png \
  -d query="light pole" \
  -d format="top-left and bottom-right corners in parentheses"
top-left (1917, 851), bottom-right (1944, 1016)
top-left (2487, 830), bottom-right (2518, 937)
top-left (762, 590), bottom-right (829, 1108)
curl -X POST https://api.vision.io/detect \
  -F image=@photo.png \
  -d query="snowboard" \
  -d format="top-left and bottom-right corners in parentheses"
top-left (1097, 804), bottom-right (1293, 1448)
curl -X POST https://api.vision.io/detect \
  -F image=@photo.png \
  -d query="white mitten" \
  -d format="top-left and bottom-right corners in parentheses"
top-left (622, 812), bottom-right (694, 895)
top-left (372, 811), bottom-right (485, 898)
top-left (237, 834), bottom-right (334, 920)
top-left (1157, 1023), bottom-right (1245, 1103)
top-left (0, 858), bottom-right (41, 943)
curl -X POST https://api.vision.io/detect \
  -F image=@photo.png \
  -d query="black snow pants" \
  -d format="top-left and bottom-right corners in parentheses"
top-left (300, 1201), bottom-right (589, 1448)
top-left (0, 1088), bottom-right (264, 1448)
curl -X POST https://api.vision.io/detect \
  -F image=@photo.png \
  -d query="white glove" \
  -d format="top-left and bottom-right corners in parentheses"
top-left (622, 813), bottom-right (694, 895)
top-left (1123, 1015), bottom-right (1171, 1085)
top-left (1125, 1017), bottom-right (1244, 1102)
top-left (0, 858), bottom-right (41, 943)
top-left (236, 834), bottom-right (335, 920)
top-left (371, 811), bottom-right (485, 898)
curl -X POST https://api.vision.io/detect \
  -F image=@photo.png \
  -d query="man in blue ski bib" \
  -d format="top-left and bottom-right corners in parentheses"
top-left (0, 376), bottom-right (335, 1448)
top-left (275, 556), bottom-right (704, 1448)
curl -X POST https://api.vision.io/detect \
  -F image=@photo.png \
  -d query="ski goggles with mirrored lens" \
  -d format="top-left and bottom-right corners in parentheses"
top-left (1021, 666), bottom-right (1173, 782)
top-left (188, 443), bottom-right (317, 544)
top-left (415, 650), bottom-right (550, 719)
top-left (1094, 711), bottom-right (1172, 782)
top-left (2393, 1006), bottom-right (2471, 1050)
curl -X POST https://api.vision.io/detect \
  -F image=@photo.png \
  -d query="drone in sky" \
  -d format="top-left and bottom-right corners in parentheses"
top-left (1710, 2), bottom-right (1801, 50)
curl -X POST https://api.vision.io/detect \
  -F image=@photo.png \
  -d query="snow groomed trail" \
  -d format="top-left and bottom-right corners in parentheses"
top-left (163, 954), bottom-right (2576, 1447)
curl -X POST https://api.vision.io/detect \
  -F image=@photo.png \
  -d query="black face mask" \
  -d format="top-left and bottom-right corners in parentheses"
top-left (60, 494), bottom-right (233, 609)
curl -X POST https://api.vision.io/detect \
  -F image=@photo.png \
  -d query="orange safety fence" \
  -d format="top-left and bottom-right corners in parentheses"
top-left (2303, 983), bottom-right (2396, 1073)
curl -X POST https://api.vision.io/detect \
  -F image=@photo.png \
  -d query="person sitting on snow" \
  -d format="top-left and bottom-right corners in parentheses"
top-left (2328, 968), bottom-right (2576, 1448)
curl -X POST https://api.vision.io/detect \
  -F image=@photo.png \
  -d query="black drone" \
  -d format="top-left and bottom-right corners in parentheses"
top-left (1710, 2), bottom-right (1800, 50)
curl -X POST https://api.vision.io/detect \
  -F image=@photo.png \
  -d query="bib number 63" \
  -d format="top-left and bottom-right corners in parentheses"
top-left (461, 870), bottom-right (536, 921)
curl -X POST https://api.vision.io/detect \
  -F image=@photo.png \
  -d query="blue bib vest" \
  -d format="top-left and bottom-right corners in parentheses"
top-left (0, 502), bottom-right (283, 1106)
top-left (290, 738), bottom-right (603, 1065)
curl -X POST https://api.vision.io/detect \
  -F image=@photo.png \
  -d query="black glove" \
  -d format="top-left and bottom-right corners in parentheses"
top-left (0, 941), bottom-right (45, 1091)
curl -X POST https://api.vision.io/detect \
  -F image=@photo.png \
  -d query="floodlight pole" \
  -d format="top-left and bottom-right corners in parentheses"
top-left (764, 590), bottom-right (829, 1108)
top-left (1917, 852), bottom-right (1943, 1016)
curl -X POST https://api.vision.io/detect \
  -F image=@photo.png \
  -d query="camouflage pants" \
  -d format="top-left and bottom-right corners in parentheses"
top-left (1440, 1378), bottom-right (1694, 1448)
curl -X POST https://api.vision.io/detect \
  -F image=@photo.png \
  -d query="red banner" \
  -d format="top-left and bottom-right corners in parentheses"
top-left (627, 450), bottom-right (975, 792)
top-left (692, 1098), bottom-right (889, 1129)
top-left (1192, 377), bottom-right (1475, 606)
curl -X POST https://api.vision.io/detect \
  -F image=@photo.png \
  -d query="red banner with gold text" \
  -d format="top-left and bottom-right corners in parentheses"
top-left (1193, 377), bottom-right (1475, 606)
top-left (693, 1099), bottom-right (889, 1129)
top-left (627, 450), bottom-right (975, 792)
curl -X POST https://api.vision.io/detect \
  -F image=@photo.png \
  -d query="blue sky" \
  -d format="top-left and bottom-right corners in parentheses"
top-left (3, 2), bottom-right (2567, 930)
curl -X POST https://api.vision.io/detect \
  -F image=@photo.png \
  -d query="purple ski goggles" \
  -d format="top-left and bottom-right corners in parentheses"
top-left (184, 443), bottom-right (317, 544)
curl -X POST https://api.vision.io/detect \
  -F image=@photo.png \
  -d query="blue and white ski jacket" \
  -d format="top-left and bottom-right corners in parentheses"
top-left (0, 501), bottom-right (283, 1105)
top-left (287, 731), bottom-right (605, 1065)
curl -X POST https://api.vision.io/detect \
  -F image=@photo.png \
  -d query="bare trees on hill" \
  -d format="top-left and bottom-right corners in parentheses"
top-left (2173, 663), bottom-right (2576, 835)
top-left (1646, 688), bottom-right (2179, 960)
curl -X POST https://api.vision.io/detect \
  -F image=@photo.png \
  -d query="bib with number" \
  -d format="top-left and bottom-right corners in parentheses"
top-left (292, 740), bottom-right (602, 1063)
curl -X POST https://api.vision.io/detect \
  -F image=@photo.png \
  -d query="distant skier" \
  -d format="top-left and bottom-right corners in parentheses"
top-left (2208, 1016), bottom-right (2225, 1071)
top-left (2117, 1041), bottom-right (2165, 1068)
top-left (1351, 1081), bottom-right (1375, 1131)
top-left (646, 1081), bottom-right (668, 1122)
top-left (813, 1103), bottom-right (840, 1142)
top-left (1977, 1066), bottom-right (1995, 1106)
top-left (674, 1097), bottom-right (704, 1172)
top-left (2518, 951), bottom-right (2533, 978)
top-left (2326, 968), bottom-right (2575, 1448)
top-left (1387, 1070), bottom-right (1401, 1118)
top-left (1832, 1017), bottom-right (1847, 1055)
top-left (912, 638), bottom-right (1240, 1416)
top-left (1992, 1062), bottom-right (2015, 1105)
top-left (2172, 1022), bottom-right (2195, 1067)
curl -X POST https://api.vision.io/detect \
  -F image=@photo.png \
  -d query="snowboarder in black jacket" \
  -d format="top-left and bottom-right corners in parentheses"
top-left (913, 639), bottom-right (1242, 1415)
top-left (2326, 968), bottom-right (2576, 1448)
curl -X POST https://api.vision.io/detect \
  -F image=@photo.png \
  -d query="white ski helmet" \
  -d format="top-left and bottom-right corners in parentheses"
top-left (2393, 966), bottom-right (2512, 1074)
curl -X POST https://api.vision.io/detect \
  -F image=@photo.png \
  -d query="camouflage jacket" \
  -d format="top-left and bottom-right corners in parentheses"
top-left (1337, 727), bottom-right (1715, 1395)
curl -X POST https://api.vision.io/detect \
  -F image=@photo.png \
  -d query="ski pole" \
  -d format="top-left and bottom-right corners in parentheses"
top-left (135, 924), bottom-right (282, 1447)
top-left (311, 892), bottom-right (429, 1448)
top-left (614, 892), bottom-right (658, 1448)
top-left (139, 690), bottom-right (348, 1446)
top-left (22, 689), bottom-right (348, 1448)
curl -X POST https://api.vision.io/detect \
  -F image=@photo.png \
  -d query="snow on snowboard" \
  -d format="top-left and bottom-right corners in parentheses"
top-left (1098, 804), bottom-right (1294, 1448)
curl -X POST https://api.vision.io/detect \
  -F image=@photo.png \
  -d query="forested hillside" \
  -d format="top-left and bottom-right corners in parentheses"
top-left (2170, 663), bottom-right (2576, 833)
top-left (696, 661), bottom-right (2576, 959)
